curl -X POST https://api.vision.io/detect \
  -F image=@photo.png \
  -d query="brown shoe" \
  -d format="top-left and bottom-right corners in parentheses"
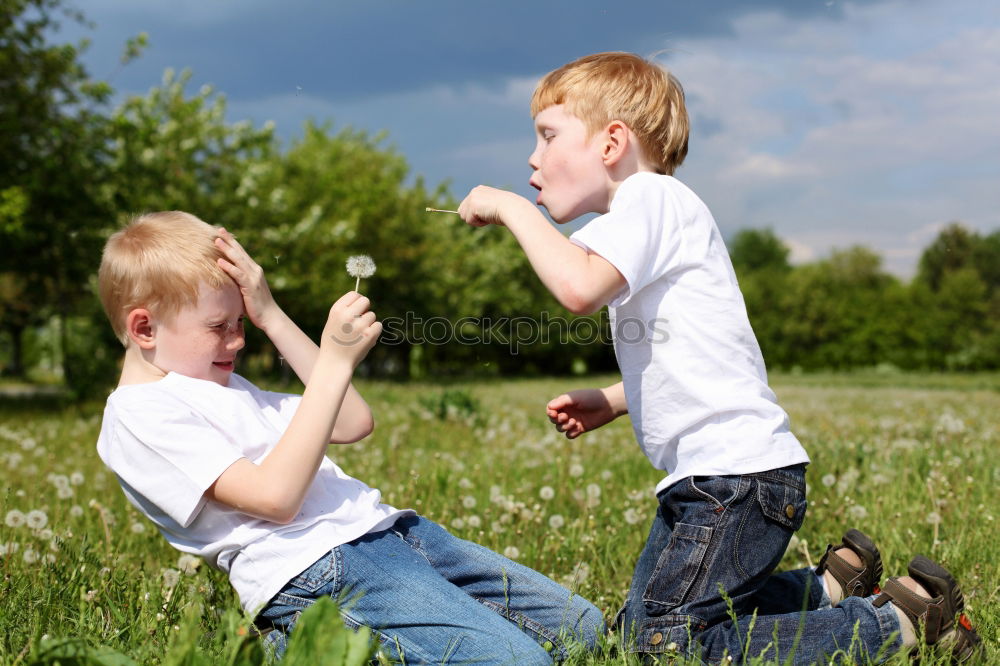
top-left (816, 528), bottom-right (883, 600)
top-left (873, 555), bottom-right (983, 662)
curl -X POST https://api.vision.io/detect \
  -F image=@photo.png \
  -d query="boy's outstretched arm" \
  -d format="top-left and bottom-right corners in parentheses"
top-left (547, 381), bottom-right (627, 439)
top-left (206, 291), bottom-right (382, 523)
top-left (215, 229), bottom-right (372, 443)
top-left (457, 187), bottom-right (625, 315)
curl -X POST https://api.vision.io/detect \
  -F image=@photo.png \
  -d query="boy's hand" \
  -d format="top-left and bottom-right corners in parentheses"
top-left (546, 388), bottom-right (619, 439)
top-left (457, 186), bottom-right (531, 227)
top-left (320, 292), bottom-right (382, 368)
top-left (215, 228), bottom-right (280, 330)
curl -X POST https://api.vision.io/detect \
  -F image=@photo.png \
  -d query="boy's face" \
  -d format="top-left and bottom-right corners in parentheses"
top-left (528, 104), bottom-right (610, 223)
top-left (151, 281), bottom-right (246, 386)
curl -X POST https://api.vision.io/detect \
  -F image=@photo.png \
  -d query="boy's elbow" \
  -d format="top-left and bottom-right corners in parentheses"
top-left (558, 286), bottom-right (603, 316)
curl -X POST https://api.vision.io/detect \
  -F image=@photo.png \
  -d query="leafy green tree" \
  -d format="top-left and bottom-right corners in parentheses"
top-left (728, 228), bottom-right (790, 275)
top-left (916, 222), bottom-right (978, 291)
top-left (0, 0), bottom-right (114, 382)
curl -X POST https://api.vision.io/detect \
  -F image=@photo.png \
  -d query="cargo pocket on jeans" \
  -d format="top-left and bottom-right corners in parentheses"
top-left (642, 522), bottom-right (712, 615)
top-left (756, 477), bottom-right (807, 532)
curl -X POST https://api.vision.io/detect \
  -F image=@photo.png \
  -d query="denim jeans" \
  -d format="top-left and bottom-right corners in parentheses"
top-left (621, 464), bottom-right (903, 664)
top-left (258, 514), bottom-right (605, 664)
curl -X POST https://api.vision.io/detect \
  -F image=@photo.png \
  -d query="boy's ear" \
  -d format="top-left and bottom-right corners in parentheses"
top-left (601, 120), bottom-right (631, 167)
top-left (125, 308), bottom-right (157, 350)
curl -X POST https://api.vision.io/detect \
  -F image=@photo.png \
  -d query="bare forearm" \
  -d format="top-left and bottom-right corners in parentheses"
top-left (253, 357), bottom-right (354, 520)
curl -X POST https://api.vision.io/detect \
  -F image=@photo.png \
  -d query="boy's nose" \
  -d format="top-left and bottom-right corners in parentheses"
top-left (228, 330), bottom-right (246, 351)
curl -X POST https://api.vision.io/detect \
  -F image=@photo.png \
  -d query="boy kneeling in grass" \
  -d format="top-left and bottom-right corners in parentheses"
top-left (457, 51), bottom-right (982, 664)
top-left (95, 211), bottom-right (604, 663)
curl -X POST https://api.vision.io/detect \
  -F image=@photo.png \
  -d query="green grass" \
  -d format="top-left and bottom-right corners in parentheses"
top-left (0, 374), bottom-right (996, 664)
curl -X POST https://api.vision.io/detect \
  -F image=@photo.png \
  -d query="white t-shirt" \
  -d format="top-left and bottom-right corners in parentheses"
top-left (570, 172), bottom-right (809, 494)
top-left (96, 372), bottom-right (410, 614)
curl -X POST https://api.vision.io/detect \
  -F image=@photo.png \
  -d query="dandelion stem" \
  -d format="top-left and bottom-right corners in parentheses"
top-left (355, 276), bottom-right (360, 291)
top-left (425, 207), bottom-right (459, 214)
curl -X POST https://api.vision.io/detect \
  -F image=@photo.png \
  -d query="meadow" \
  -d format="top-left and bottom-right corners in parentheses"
top-left (0, 373), bottom-right (996, 664)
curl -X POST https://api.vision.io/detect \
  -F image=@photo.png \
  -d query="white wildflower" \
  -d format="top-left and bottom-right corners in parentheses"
top-left (23, 547), bottom-right (38, 564)
top-left (70, 472), bottom-right (85, 485)
top-left (345, 255), bottom-right (376, 291)
top-left (161, 568), bottom-right (181, 589)
top-left (821, 474), bottom-right (836, 487)
top-left (130, 522), bottom-right (146, 534)
top-left (586, 483), bottom-right (601, 498)
top-left (926, 511), bottom-right (942, 526)
top-left (69, 505), bottom-right (84, 518)
top-left (466, 515), bottom-right (481, 529)
top-left (177, 554), bottom-right (201, 576)
top-left (57, 486), bottom-right (74, 499)
top-left (462, 495), bottom-right (477, 509)
top-left (624, 508), bottom-right (642, 525)
top-left (503, 546), bottom-right (520, 560)
top-left (5, 510), bottom-right (26, 528)
top-left (569, 463), bottom-right (585, 478)
top-left (548, 514), bottom-right (565, 529)
top-left (539, 486), bottom-right (555, 501)
top-left (26, 510), bottom-right (47, 530)
top-left (848, 505), bottom-right (868, 520)
top-left (450, 517), bottom-right (466, 530)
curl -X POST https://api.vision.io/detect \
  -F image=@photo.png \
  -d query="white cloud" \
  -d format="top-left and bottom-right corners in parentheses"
top-left (668, 0), bottom-right (1000, 277)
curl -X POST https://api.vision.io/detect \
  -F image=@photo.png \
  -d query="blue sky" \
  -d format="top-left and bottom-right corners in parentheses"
top-left (61, 0), bottom-right (1000, 276)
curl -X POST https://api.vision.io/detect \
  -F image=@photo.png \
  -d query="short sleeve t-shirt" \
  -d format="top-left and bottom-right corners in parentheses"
top-left (570, 172), bottom-right (809, 493)
top-left (96, 372), bottom-right (410, 613)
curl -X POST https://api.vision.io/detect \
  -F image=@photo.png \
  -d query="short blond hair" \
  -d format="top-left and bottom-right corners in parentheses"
top-left (99, 211), bottom-right (231, 345)
top-left (530, 52), bottom-right (689, 176)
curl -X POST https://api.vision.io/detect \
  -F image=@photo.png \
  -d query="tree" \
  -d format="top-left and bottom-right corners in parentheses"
top-left (728, 228), bottom-right (790, 275)
top-left (0, 0), bottom-right (114, 382)
top-left (915, 222), bottom-right (978, 292)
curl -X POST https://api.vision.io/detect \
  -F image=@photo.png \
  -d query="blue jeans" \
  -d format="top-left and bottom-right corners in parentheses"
top-left (622, 465), bottom-right (903, 664)
top-left (258, 515), bottom-right (605, 664)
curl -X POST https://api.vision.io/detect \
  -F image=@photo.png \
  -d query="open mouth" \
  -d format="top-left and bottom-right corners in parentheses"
top-left (213, 360), bottom-right (235, 371)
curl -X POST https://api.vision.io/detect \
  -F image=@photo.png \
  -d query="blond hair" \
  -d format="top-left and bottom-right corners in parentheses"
top-left (530, 52), bottom-right (689, 175)
top-left (99, 211), bottom-right (231, 345)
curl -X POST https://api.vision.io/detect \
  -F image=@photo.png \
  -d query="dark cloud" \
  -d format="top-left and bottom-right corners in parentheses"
top-left (62, 0), bottom-right (845, 102)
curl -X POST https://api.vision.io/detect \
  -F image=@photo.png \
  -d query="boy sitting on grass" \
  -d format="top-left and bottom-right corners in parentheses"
top-left (95, 211), bottom-right (604, 663)
top-left (457, 51), bottom-right (981, 663)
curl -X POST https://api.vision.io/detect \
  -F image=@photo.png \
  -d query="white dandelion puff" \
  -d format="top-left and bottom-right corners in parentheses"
top-left (539, 486), bottom-right (555, 501)
top-left (548, 514), bottom-right (565, 529)
top-left (569, 463), bottom-right (585, 478)
top-left (462, 495), bottom-right (477, 509)
top-left (177, 554), bottom-right (201, 576)
top-left (23, 547), bottom-right (38, 564)
top-left (466, 515), bottom-right (482, 529)
top-left (5, 510), bottom-right (26, 528)
top-left (926, 511), bottom-right (942, 526)
top-left (450, 517), bottom-right (466, 530)
top-left (821, 474), bottom-right (836, 488)
top-left (130, 522), bottom-right (146, 534)
top-left (503, 546), bottom-right (520, 560)
top-left (26, 510), bottom-right (48, 530)
top-left (69, 505), bottom-right (84, 518)
top-left (624, 508), bottom-right (642, 525)
top-left (345, 255), bottom-right (376, 291)
top-left (161, 568), bottom-right (181, 589)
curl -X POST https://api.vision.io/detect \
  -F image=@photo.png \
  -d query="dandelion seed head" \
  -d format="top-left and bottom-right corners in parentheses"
top-left (503, 546), bottom-right (520, 560)
top-left (466, 515), bottom-right (481, 529)
top-left (5, 510), bottom-right (26, 528)
top-left (130, 522), bottom-right (146, 534)
top-left (177, 554), bottom-right (201, 576)
top-left (624, 508), bottom-right (642, 525)
top-left (161, 568), bottom-right (181, 589)
top-left (926, 511), bottom-right (942, 525)
top-left (821, 474), bottom-right (836, 487)
top-left (450, 517), bottom-right (465, 530)
top-left (345, 255), bottom-right (376, 279)
top-left (26, 510), bottom-right (47, 530)
top-left (848, 505), bottom-right (868, 520)
top-left (462, 495), bottom-right (477, 509)
top-left (23, 547), bottom-right (38, 564)
top-left (569, 463), bottom-right (585, 478)
top-left (69, 505), bottom-right (83, 518)
top-left (539, 486), bottom-right (555, 501)
top-left (548, 514), bottom-right (565, 529)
